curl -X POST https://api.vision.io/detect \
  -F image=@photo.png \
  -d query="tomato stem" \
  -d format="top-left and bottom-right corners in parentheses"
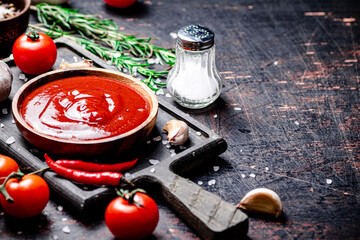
top-left (0, 167), bottom-right (49, 204)
top-left (0, 171), bottom-right (24, 203)
top-left (29, 166), bottom-right (50, 175)
top-left (26, 30), bottom-right (40, 41)
top-left (116, 188), bottom-right (146, 207)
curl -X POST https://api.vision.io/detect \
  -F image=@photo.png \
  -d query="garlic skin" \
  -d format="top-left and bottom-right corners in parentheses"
top-left (59, 59), bottom-right (93, 70)
top-left (237, 188), bottom-right (283, 218)
top-left (162, 120), bottom-right (189, 145)
top-left (0, 60), bottom-right (13, 103)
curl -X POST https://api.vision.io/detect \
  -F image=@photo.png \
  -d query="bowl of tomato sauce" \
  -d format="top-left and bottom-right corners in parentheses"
top-left (12, 68), bottom-right (158, 157)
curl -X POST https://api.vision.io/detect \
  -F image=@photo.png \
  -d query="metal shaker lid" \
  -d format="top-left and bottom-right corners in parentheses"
top-left (177, 25), bottom-right (214, 51)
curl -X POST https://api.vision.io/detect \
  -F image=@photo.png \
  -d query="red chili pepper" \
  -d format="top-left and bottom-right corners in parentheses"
top-left (55, 158), bottom-right (138, 172)
top-left (44, 154), bottom-right (133, 186)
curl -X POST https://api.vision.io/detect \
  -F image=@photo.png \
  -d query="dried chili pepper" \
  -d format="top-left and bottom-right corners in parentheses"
top-left (55, 158), bottom-right (138, 173)
top-left (44, 154), bottom-right (133, 186)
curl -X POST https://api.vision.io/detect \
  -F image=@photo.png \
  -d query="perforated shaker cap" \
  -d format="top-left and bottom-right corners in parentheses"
top-left (177, 25), bottom-right (214, 51)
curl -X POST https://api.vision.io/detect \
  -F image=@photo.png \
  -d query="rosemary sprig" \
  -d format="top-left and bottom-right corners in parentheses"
top-left (32, 4), bottom-right (175, 63)
top-left (30, 25), bottom-right (168, 91)
top-left (30, 3), bottom-right (176, 91)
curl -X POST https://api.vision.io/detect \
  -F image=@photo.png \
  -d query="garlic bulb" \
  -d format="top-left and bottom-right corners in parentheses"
top-left (162, 120), bottom-right (189, 145)
top-left (0, 60), bottom-right (13, 103)
top-left (59, 59), bottom-right (93, 70)
top-left (237, 188), bottom-right (283, 218)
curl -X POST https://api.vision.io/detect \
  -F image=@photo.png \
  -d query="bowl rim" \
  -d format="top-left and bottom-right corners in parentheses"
top-left (12, 67), bottom-right (159, 145)
top-left (0, 0), bottom-right (31, 22)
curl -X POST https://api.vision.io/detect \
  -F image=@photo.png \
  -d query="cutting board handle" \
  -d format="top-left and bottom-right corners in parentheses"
top-left (153, 168), bottom-right (248, 240)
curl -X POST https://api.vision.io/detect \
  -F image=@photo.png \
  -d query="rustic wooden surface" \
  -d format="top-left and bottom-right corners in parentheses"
top-left (1, 0), bottom-right (360, 239)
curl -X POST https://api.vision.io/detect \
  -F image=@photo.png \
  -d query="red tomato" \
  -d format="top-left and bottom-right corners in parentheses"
top-left (104, 0), bottom-right (137, 8)
top-left (0, 174), bottom-right (49, 218)
top-left (0, 155), bottom-right (19, 184)
top-left (105, 191), bottom-right (159, 240)
top-left (12, 31), bottom-right (57, 75)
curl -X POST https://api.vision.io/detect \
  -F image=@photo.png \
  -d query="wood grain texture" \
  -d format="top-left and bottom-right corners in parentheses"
top-left (1, 0), bottom-right (360, 239)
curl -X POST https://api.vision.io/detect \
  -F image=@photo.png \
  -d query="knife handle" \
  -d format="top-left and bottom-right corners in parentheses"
top-left (150, 169), bottom-right (248, 240)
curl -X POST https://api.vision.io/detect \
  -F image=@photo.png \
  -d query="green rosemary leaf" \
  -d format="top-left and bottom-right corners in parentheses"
top-left (31, 4), bottom-right (176, 90)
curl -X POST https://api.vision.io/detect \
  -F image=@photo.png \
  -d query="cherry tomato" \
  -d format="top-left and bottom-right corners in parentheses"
top-left (105, 190), bottom-right (159, 240)
top-left (0, 155), bottom-right (19, 184)
top-left (0, 174), bottom-right (49, 218)
top-left (12, 31), bottom-right (57, 75)
top-left (104, 0), bottom-right (137, 8)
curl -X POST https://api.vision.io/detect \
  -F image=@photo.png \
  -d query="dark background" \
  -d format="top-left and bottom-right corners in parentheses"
top-left (1, 0), bottom-right (360, 239)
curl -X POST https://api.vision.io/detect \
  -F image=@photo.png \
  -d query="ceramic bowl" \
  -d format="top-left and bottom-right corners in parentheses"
top-left (12, 68), bottom-right (158, 157)
top-left (0, 0), bottom-right (31, 58)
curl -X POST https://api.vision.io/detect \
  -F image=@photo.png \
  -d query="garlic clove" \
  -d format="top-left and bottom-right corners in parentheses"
top-left (59, 59), bottom-right (93, 70)
top-left (162, 120), bottom-right (189, 146)
top-left (237, 188), bottom-right (283, 218)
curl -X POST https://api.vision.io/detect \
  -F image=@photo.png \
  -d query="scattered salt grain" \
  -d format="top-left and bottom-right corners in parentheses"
top-left (150, 168), bottom-right (156, 173)
top-left (170, 32), bottom-right (177, 39)
top-left (62, 218), bottom-right (68, 222)
top-left (208, 179), bottom-right (216, 186)
top-left (165, 93), bottom-right (172, 98)
top-left (294, 121), bottom-right (300, 125)
top-left (198, 181), bottom-right (203, 185)
top-left (146, 140), bottom-right (151, 144)
top-left (213, 114), bottom-right (218, 119)
top-left (18, 73), bottom-right (26, 80)
top-left (2, 108), bottom-right (8, 114)
top-left (51, 235), bottom-right (59, 240)
top-left (169, 149), bottom-right (176, 157)
top-left (265, 167), bottom-right (269, 171)
top-left (149, 159), bottom-right (160, 165)
top-left (274, 61), bottom-right (278, 65)
top-left (62, 226), bottom-right (71, 234)
top-left (0, 123), bottom-right (4, 128)
top-left (113, 52), bottom-right (121, 58)
top-left (147, 58), bottom-right (155, 64)
top-left (11, 119), bottom-right (15, 124)
top-left (156, 89), bottom-right (164, 95)
top-left (6, 136), bottom-right (15, 145)
top-left (162, 140), bottom-right (168, 145)
top-left (213, 166), bottom-right (220, 172)
top-left (153, 136), bottom-right (162, 141)
top-left (241, 174), bottom-right (246, 178)
top-left (234, 107), bottom-right (242, 111)
top-left (326, 179), bottom-right (332, 185)
top-left (73, 56), bottom-right (78, 62)
top-left (196, 131), bottom-right (202, 136)
top-left (249, 173), bottom-right (256, 178)
top-left (132, 71), bottom-right (139, 77)
top-left (57, 205), bottom-right (64, 212)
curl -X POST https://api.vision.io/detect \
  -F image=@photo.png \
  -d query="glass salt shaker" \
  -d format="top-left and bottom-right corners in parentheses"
top-left (166, 25), bottom-right (223, 109)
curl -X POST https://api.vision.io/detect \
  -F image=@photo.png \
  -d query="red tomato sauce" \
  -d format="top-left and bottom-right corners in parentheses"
top-left (21, 76), bottom-right (150, 140)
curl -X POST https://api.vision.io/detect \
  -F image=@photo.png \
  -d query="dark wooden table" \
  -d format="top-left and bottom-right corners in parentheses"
top-left (1, 0), bottom-right (360, 239)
